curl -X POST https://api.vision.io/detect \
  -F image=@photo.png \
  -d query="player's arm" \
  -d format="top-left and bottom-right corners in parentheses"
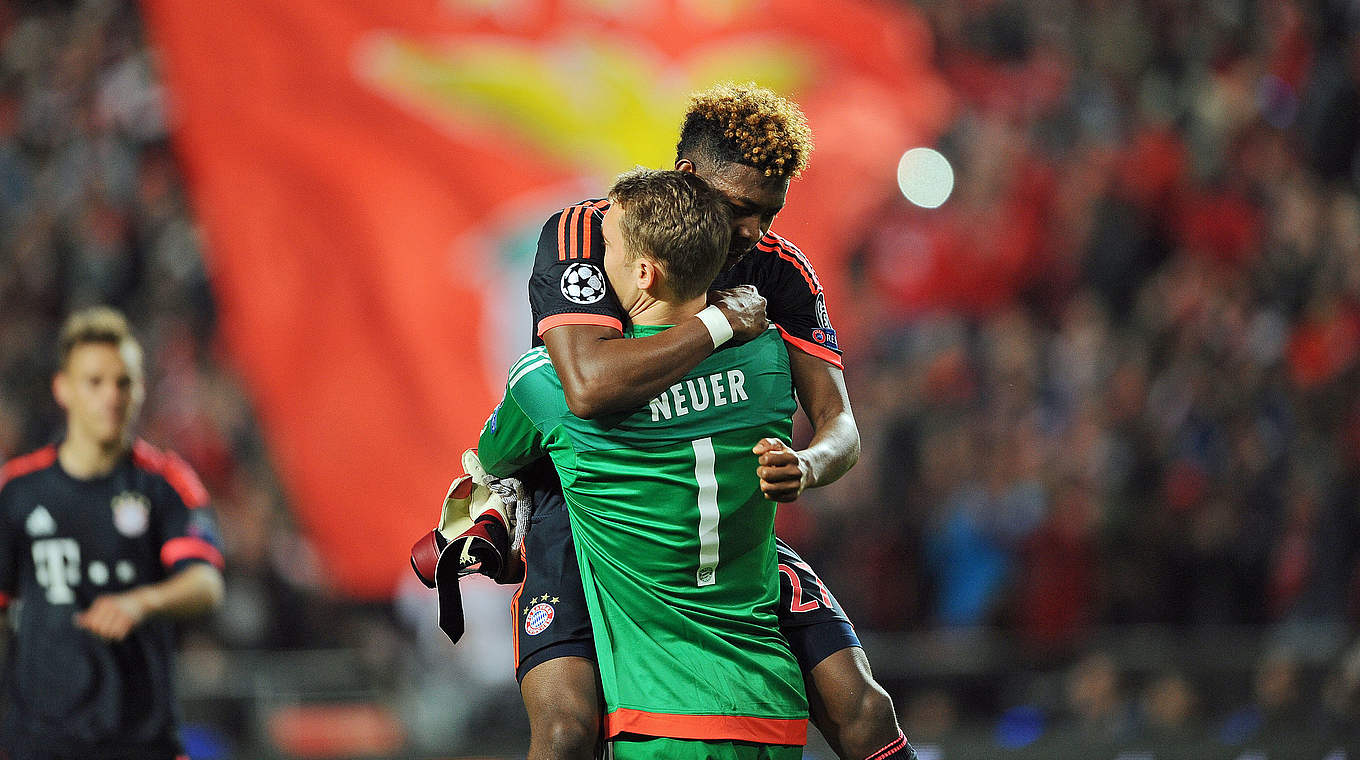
top-left (544, 285), bottom-right (766, 419)
top-left (75, 563), bottom-right (224, 642)
top-left (750, 243), bottom-right (858, 501)
top-left (77, 451), bottom-right (225, 641)
top-left (529, 203), bottom-right (766, 419)
top-left (755, 349), bottom-right (860, 501)
top-left (476, 390), bottom-right (546, 480)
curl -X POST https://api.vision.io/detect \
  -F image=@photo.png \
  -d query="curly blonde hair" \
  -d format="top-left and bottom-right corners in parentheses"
top-left (676, 82), bottom-right (813, 181)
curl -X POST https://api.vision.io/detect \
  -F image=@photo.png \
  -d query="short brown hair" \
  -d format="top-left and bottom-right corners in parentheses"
top-left (608, 168), bottom-right (732, 301)
top-left (58, 306), bottom-right (143, 372)
top-left (676, 82), bottom-right (813, 181)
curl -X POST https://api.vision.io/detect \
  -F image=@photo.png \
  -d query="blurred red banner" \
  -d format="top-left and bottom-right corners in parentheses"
top-left (143, 0), bottom-right (948, 598)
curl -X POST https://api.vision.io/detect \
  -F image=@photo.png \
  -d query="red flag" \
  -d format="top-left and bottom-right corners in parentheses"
top-left (143, 0), bottom-right (949, 597)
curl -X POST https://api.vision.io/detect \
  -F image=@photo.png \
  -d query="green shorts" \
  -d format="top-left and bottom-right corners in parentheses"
top-left (609, 737), bottom-right (803, 760)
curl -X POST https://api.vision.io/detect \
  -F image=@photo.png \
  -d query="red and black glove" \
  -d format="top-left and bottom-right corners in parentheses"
top-left (408, 451), bottom-right (526, 642)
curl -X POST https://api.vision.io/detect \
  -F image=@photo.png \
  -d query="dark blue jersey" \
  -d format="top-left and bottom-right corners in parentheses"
top-left (528, 198), bottom-right (844, 368)
top-left (0, 440), bottom-right (223, 758)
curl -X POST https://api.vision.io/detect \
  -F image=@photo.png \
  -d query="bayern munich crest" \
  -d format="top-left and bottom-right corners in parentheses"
top-left (523, 594), bottom-right (557, 635)
top-left (111, 491), bottom-right (150, 538)
top-left (560, 262), bottom-right (606, 304)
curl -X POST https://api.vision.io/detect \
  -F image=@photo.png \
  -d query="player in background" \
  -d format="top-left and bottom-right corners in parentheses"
top-left (0, 307), bottom-right (225, 760)
top-left (506, 83), bottom-right (910, 760)
top-left (481, 168), bottom-right (807, 759)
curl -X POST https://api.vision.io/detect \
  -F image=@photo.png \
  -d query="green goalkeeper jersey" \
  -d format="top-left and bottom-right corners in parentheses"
top-left (478, 324), bottom-right (808, 747)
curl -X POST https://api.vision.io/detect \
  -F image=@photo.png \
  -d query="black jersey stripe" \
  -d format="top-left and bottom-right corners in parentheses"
top-left (758, 233), bottom-right (822, 290)
top-left (553, 200), bottom-right (610, 262)
top-left (568, 205), bottom-right (582, 260)
top-left (758, 237), bottom-right (819, 294)
top-left (577, 203), bottom-right (592, 260)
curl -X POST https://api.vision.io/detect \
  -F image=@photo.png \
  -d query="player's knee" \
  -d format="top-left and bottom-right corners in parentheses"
top-left (527, 696), bottom-right (598, 760)
top-left (533, 708), bottom-right (598, 759)
top-left (522, 654), bottom-right (601, 759)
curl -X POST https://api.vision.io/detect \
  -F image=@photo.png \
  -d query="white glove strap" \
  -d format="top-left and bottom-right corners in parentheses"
top-left (696, 305), bottom-right (734, 348)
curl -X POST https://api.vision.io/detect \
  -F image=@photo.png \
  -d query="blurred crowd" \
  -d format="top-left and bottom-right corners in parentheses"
top-left (789, 0), bottom-right (1360, 746)
top-left (0, 1), bottom-right (420, 752)
top-left (3, 0), bottom-right (1360, 754)
top-left (0, 0), bottom-right (399, 667)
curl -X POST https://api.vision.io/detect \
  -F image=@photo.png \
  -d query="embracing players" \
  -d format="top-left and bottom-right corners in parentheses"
top-left (481, 167), bottom-right (806, 758)
top-left (0, 307), bottom-right (225, 760)
top-left (483, 83), bottom-right (912, 760)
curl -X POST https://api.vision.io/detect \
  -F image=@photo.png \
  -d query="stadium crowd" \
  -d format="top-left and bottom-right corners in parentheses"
top-left (794, 0), bottom-right (1360, 746)
top-left (0, 0), bottom-right (1358, 754)
top-left (0, 0), bottom-right (385, 665)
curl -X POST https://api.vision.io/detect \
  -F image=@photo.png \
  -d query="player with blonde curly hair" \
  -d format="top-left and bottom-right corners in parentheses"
top-left (678, 81), bottom-right (814, 181)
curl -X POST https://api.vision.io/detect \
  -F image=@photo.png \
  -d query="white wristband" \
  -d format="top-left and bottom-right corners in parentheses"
top-left (696, 305), bottom-right (735, 348)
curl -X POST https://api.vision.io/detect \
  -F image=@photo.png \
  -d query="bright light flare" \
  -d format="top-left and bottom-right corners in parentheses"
top-left (896, 147), bottom-right (954, 208)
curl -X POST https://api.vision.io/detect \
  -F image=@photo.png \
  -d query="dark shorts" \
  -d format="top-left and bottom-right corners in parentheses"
top-left (0, 754), bottom-right (183, 760)
top-left (0, 738), bottom-right (184, 760)
top-left (1, 712), bottom-right (185, 760)
top-left (512, 473), bottom-right (859, 682)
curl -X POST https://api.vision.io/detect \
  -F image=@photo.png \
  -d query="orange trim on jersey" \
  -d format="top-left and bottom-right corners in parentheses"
top-left (557, 201), bottom-right (610, 261)
top-left (510, 541), bottom-right (528, 669)
top-left (580, 201), bottom-right (608, 259)
top-left (606, 708), bottom-right (807, 745)
top-left (568, 205), bottom-right (583, 260)
top-left (0, 446), bottom-right (56, 486)
top-left (758, 241), bottom-right (818, 295)
top-left (536, 313), bottom-right (624, 336)
top-left (778, 251), bottom-right (817, 293)
top-left (133, 440), bottom-right (210, 508)
top-left (557, 207), bottom-right (570, 261)
top-left (0, 591), bottom-right (11, 609)
top-left (579, 204), bottom-right (593, 260)
top-left (776, 326), bottom-right (843, 369)
top-left (161, 536), bottom-right (224, 569)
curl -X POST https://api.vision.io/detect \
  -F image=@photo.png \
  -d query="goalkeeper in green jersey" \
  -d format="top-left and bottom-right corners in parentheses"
top-left (478, 168), bottom-right (808, 760)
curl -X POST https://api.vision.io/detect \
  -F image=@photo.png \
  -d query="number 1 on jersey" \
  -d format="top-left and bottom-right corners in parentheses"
top-left (692, 438), bottom-right (720, 587)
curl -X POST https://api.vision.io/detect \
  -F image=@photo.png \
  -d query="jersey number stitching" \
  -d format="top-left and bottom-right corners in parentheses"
top-left (779, 558), bottom-right (833, 613)
top-left (692, 438), bottom-right (720, 587)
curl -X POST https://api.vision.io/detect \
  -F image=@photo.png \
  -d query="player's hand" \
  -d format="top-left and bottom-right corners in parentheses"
top-left (74, 590), bottom-right (151, 642)
top-left (710, 285), bottom-right (769, 341)
top-left (753, 438), bottom-right (813, 502)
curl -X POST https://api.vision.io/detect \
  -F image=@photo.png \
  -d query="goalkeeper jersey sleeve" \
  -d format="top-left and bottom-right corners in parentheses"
top-left (477, 347), bottom-right (553, 480)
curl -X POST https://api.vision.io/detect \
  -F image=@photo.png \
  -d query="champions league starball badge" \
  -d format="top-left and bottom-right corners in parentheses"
top-left (560, 262), bottom-right (606, 305)
top-left (111, 491), bottom-right (151, 538)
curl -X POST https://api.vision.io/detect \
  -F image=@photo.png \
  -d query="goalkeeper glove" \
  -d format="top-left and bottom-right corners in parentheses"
top-left (409, 451), bottom-right (522, 589)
